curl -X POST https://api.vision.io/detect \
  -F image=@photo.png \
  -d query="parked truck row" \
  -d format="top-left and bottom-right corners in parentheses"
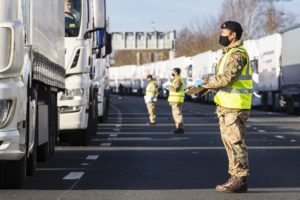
top-left (0, 0), bottom-right (111, 189)
top-left (109, 25), bottom-right (300, 114)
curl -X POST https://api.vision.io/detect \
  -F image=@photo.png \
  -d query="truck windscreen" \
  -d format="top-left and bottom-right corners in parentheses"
top-left (64, 0), bottom-right (81, 37)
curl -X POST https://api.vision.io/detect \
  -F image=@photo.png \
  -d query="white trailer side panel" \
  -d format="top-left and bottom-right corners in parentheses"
top-left (31, 0), bottom-right (64, 67)
top-left (257, 34), bottom-right (282, 92)
top-left (281, 26), bottom-right (300, 91)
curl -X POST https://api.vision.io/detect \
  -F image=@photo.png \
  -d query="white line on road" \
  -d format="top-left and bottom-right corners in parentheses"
top-left (57, 146), bottom-right (300, 151)
top-left (63, 172), bottom-right (85, 180)
top-left (110, 134), bottom-right (118, 137)
top-left (37, 168), bottom-right (86, 171)
top-left (258, 130), bottom-right (266, 133)
top-left (81, 163), bottom-right (89, 166)
top-left (291, 139), bottom-right (297, 143)
top-left (275, 135), bottom-right (286, 139)
top-left (113, 128), bottom-right (121, 132)
top-left (86, 155), bottom-right (99, 160)
top-left (101, 142), bottom-right (111, 147)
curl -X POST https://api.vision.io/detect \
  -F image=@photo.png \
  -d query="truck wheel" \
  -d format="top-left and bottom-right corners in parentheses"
top-left (37, 142), bottom-right (49, 162)
top-left (92, 96), bottom-right (98, 136)
top-left (70, 129), bottom-right (90, 146)
top-left (58, 132), bottom-right (69, 143)
top-left (0, 156), bottom-right (26, 189)
top-left (286, 97), bottom-right (295, 115)
top-left (27, 89), bottom-right (38, 176)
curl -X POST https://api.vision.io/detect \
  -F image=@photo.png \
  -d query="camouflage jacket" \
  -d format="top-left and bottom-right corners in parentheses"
top-left (202, 40), bottom-right (249, 115)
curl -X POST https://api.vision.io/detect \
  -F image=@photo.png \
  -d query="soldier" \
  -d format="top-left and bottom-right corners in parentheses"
top-left (145, 75), bottom-right (158, 125)
top-left (190, 21), bottom-right (252, 193)
top-left (168, 68), bottom-right (185, 134)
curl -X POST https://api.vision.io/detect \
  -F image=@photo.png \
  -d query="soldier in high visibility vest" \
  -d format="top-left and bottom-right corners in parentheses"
top-left (191, 21), bottom-right (252, 193)
top-left (168, 68), bottom-right (185, 134)
top-left (145, 75), bottom-right (158, 125)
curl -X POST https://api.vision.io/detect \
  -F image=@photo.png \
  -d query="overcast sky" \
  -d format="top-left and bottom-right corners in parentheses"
top-left (107, 0), bottom-right (300, 32)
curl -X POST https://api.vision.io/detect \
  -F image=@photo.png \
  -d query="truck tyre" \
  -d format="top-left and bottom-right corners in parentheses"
top-left (92, 88), bottom-right (98, 136)
top-left (286, 96), bottom-right (295, 115)
top-left (37, 142), bottom-right (49, 162)
top-left (58, 132), bottom-right (69, 143)
top-left (0, 156), bottom-right (26, 189)
top-left (70, 129), bottom-right (90, 146)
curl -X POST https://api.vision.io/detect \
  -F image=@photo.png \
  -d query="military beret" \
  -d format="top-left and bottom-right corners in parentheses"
top-left (221, 21), bottom-right (243, 34)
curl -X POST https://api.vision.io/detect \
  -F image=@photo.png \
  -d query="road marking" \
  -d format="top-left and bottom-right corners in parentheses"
top-left (291, 140), bottom-right (296, 143)
top-left (81, 163), bottom-right (89, 166)
top-left (57, 146), bottom-right (300, 151)
top-left (275, 135), bottom-right (285, 139)
top-left (104, 137), bottom-right (190, 141)
top-left (37, 168), bottom-right (86, 171)
top-left (93, 131), bottom-right (300, 136)
top-left (258, 130), bottom-right (266, 133)
top-left (253, 127), bottom-right (258, 130)
top-left (115, 124), bottom-right (122, 127)
top-left (110, 134), bottom-right (118, 137)
top-left (63, 172), bottom-right (85, 180)
top-left (113, 128), bottom-right (121, 132)
top-left (86, 155), bottom-right (99, 160)
top-left (100, 123), bottom-right (221, 127)
top-left (101, 142), bottom-right (111, 147)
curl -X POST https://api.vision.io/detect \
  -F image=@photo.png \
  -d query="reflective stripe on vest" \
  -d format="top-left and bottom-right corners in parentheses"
top-left (146, 81), bottom-right (158, 97)
top-left (214, 45), bottom-right (253, 109)
top-left (168, 77), bottom-right (185, 103)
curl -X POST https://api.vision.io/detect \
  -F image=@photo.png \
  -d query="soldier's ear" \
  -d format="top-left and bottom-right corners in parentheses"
top-left (231, 31), bottom-right (237, 40)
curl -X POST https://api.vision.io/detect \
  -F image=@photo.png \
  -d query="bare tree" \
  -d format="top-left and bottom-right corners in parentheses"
top-left (176, 0), bottom-right (297, 57)
top-left (218, 0), bottom-right (296, 38)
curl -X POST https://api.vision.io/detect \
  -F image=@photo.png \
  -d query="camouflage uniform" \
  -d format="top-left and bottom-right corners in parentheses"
top-left (146, 80), bottom-right (158, 123)
top-left (168, 76), bottom-right (184, 129)
top-left (203, 40), bottom-right (250, 177)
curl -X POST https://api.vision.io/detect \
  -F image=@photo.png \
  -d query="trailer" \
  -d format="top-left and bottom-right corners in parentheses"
top-left (256, 34), bottom-right (282, 110)
top-left (0, 0), bottom-right (65, 188)
top-left (280, 25), bottom-right (300, 114)
top-left (243, 39), bottom-right (262, 107)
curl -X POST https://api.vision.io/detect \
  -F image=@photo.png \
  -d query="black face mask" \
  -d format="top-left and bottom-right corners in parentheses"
top-left (219, 35), bottom-right (231, 47)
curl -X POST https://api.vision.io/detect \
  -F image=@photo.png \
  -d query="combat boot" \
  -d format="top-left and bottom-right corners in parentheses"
top-left (173, 128), bottom-right (184, 134)
top-left (216, 176), bottom-right (248, 193)
top-left (216, 176), bottom-right (236, 190)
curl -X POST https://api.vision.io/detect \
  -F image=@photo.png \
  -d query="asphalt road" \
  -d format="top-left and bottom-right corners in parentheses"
top-left (1, 95), bottom-right (300, 200)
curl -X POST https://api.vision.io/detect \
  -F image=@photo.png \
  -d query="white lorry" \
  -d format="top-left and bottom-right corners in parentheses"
top-left (0, 0), bottom-right (65, 188)
top-left (280, 25), bottom-right (300, 114)
top-left (94, 28), bottom-right (112, 122)
top-left (58, 0), bottom-right (109, 145)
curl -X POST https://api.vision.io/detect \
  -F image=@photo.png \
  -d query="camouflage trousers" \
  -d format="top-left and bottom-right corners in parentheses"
top-left (146, 103), bottom-right (156, 123)
top-left (170, 103), bottom-right (184, 129)
top-left (218, 109), bottom-right (250, 177)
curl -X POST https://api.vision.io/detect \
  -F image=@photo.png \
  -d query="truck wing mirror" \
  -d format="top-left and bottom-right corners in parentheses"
top-left (93, 0), bottom-right (106, 29)
top-left (105, 32), bottom-right (112, 55)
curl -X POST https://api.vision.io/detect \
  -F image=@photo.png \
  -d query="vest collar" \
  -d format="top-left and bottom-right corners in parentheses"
top-left (224, 40), bottom-right (243, 53)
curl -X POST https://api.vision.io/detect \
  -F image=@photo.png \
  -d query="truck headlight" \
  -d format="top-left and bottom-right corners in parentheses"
top-left (60, 89), bottom-right (84, 100)
top-left (0, 99), bottom-right (14, 128)
top-left (0, 28), bottom-right (12, 71)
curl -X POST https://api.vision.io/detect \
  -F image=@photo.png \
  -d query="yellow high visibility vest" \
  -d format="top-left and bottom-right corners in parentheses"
top-left (146, 81), bottom-right (158, 97)
top-left (168, 77), bottom-right (185, 103)
top-left (214, 45), bottom-right (253, 109)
